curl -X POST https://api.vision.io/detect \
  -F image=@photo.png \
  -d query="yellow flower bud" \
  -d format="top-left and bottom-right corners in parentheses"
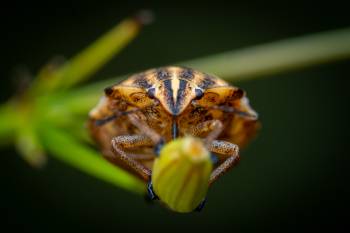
top-left (152, 137), bottom-right (212, 213)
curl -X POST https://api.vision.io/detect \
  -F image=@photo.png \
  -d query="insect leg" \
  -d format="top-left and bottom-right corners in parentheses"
top-left (109, 135), bottom-right (154, 181)
top-left (127, 113), bottom-right (165, 157)
top-left (208, 140), bottom-right (240, 186)
top-left (187, 119), bottom-right (223, 141)
top-left (186, 119), bottom-right (224, 163)
top-left (127, 113), bottom-right (162, 143)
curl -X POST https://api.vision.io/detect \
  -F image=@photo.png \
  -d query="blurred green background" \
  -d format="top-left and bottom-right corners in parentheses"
top-left (1, 1), bottom-right (349, 232)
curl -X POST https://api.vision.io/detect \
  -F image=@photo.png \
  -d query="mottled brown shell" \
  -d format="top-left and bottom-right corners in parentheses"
top-left (88, 66), bottom-right (259, 178)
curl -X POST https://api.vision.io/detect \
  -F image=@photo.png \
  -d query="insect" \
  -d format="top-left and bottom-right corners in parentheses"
top-left (88, 66), bottom-right (259, 210)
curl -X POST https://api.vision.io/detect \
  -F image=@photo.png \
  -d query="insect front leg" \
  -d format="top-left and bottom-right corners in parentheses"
top-left (208, 140), bottom-right (240, 186)
top-left (109, 135), bottom-right (154, 182)
top-left (187, 119), bottom-right (223, 142)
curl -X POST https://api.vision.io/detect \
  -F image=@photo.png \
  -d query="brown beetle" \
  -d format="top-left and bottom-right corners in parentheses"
top-left (88, 66), bottom-right (259, 205)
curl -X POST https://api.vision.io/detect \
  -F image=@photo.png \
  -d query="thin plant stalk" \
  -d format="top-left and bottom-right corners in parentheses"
top-left (179, 27), bottom-right (350, 81)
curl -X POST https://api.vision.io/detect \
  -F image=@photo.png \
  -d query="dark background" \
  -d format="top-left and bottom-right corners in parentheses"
top-left (1, 1), bottom-right (350, 232)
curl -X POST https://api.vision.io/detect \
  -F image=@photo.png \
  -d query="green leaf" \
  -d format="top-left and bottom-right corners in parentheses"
top-left (38, 124), bottom-right (146, 194)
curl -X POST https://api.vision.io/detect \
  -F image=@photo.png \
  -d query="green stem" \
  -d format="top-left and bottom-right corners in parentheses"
top-left (38, 124), bottom-right (146, 194)
top-left (30, 17), bottom-right (144, 94)
top-left (178, 27), bottom-right (350, 81)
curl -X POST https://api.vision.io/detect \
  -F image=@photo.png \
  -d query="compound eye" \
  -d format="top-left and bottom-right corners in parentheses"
top-left (194, 88), bottom-right (204, 100)
top-left (147, 87), bottom-right (156, 99)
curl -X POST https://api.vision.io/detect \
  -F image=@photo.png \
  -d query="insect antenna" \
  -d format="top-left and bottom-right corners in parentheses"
top-left (211, 105), bottom-right (258, 119)
top-left (95, 115), bottom-right (117, 126)
top-left (94, 109), bottom-right (141, 126)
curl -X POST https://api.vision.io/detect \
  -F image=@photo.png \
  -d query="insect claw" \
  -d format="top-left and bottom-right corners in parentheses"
top-left (147, 181), bottom-right (159, 201)
top-left (194, 198), bottom-right (207, 212)
top-left (210, 153), bottom-right (219, 165)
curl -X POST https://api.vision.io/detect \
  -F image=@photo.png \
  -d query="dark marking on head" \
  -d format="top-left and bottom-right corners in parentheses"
top-left (163, 79), bottom-right (176, 114)
top-left (133, 75), bottom-right (152, 88)
top-left (194, 88), bottom-right (204, 100)
top-left (104, 86), bottom-right (114, 96)
top-left (156, 68), bottom-right (170, 80)
top-left (175, 79), bottom-right (188, 111)
top-left (198, 75), bottom-right (216, 89)
top-left (179, 68), bottom-right (194, 80)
